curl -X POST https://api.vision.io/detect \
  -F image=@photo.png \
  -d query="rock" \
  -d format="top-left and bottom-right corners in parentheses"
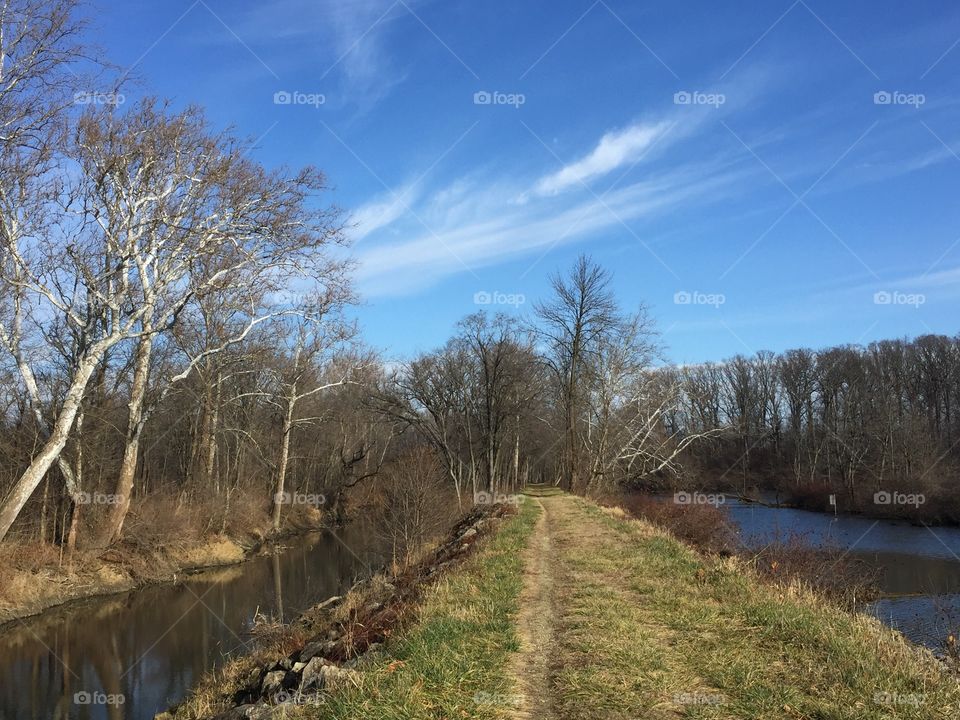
top-left (316, 595), bottom-right (343, 612)
top-left (242, 706), bottom-right (278, 720)
top-left (298, 640), bottom-right (326, 663)
top-left (461, 527), bottom-right (478, 539)
top-left (318, 664), bottom-right (361, 690)
top-left (242, 706), bottom-right (282, 720)
top-left (246, 667), bottom-right (265, 687)
top-left (212, 705), bottom-right (274, 720)
top-left (300, 656), bottom-right (334, 690)
top-left (260, 670), bottom-right (289, 695)
top-left (292, 661), bottom-right (306, 673)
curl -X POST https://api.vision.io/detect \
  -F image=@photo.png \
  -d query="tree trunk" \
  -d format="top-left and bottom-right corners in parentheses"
top-left (272, 397), bottom-right (295, 531)
top-left (101, 334), bottom-right (153, 545)
top-left (0, 357), bottom-right (99, 542)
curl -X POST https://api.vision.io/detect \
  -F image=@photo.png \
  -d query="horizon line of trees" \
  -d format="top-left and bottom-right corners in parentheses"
top-left (663, 335), bottom-right (960, 510)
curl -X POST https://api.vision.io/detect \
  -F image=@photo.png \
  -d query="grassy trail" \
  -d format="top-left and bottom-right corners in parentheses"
top-left (290, 490), bottom-right (960, 719)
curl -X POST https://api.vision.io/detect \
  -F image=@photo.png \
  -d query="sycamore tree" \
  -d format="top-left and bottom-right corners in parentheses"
top-left (0, 93), bottom-right (350, 542)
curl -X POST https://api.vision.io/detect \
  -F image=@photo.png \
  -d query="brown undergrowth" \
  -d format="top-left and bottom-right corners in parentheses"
top-left (601, 491), bottom-right (878, 607)
top-left (0, 489), bottom-right (326, 626)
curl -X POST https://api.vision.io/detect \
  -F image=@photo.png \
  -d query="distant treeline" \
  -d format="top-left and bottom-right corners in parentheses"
top-left (660, 336), bottom-right (960, 521)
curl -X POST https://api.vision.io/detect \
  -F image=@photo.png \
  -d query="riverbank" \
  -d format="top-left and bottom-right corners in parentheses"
top-left (727, 483), bottom-right (960, 526)
top-left (168, 488), bottom-right (960, 719)
top-left (0, 517), bottom-right (324, 627)
top-left (164, 503), bottom-right (516, 719)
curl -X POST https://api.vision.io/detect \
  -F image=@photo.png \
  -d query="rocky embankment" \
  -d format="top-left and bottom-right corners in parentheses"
top-left (162, 503), bottom-right (514, 720)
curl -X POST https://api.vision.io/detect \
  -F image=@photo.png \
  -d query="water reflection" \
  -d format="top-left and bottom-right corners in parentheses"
top-left (724, 497), bottom-right (960, 651)
top-left (0, 526), bottom-right (382, 720)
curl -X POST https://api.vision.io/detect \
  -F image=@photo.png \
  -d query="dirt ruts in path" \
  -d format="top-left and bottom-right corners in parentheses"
top-left (509, 496), bottom-right (559, 720)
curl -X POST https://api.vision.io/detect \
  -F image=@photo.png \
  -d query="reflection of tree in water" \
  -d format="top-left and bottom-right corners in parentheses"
top-left (0, 527), bottom-right (385, 720)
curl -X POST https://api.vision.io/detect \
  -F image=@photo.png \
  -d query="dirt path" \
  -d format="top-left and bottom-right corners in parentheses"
top-left (509, 496), bottom-right (558, 719)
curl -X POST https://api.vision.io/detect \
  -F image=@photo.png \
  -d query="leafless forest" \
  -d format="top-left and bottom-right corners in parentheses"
top-left (1, 0), bottom-right (959, 566)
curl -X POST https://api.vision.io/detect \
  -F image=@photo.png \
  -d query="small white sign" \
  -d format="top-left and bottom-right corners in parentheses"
top-left (829, 494), bottom-right (836, 506)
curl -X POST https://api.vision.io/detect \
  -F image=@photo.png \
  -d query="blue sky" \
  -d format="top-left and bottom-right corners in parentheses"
top-left (89, 0), bottom-right (960, 364)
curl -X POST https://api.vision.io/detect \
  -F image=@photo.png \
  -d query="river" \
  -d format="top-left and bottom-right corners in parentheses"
top-left (725, 496), bottom-right (960, 653)
top-left (0, 526), bottom-right (382, 720)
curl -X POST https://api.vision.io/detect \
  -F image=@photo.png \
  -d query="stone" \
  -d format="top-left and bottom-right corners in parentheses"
top-left (292, 661), bottom-right (306, 673)
top-left (318, 664), bottom-right (361, 690)
top-left (243, 706), bottom-right (278, 720)
top-left (300, 656), bottom-right (334, 690)
top-left (316, 595), bottom-right (343, 612)
top-left (246, 667), bottom-right (265, 687)
top-left (298, 640), bottom-right (326, 663)
top-left (212, 705), bottom-right (274, 720)
top-left (260, 670), bottom-right (287, 695)
top-left (461, 527), bottom-right (478, 539)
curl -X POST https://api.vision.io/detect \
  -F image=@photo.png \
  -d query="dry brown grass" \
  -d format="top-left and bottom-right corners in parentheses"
top-left (0, 487), bottom-right (326, 625)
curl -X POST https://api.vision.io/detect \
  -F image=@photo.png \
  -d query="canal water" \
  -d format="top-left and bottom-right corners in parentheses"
top-left (0, 526), bottom-right (382, 720)
top-left (725, 496), bottom-right (960, 652)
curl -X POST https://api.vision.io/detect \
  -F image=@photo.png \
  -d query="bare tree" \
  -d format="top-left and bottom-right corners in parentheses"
top-left (0, 98), bottom-right (349, 543)
top-left (534, 255), bottom-right (618, 490)
top-left (268, 300), bottom-right (359, 531)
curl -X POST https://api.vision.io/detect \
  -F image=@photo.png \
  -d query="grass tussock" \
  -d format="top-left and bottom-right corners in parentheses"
top-left (604, 491), bottom-right (877, 607)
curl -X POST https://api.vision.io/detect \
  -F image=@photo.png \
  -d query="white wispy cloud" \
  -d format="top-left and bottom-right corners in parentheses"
top-left (348, 68), bottom-right (777, 295)
top-left (354, 160), bottom-right (753, 296)
top-left (532, 120), bottom-right (673, 196)
top-left (349, 182), bottom-right (420, 241)
top-left (214, 0), bottom-right (414, 108)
